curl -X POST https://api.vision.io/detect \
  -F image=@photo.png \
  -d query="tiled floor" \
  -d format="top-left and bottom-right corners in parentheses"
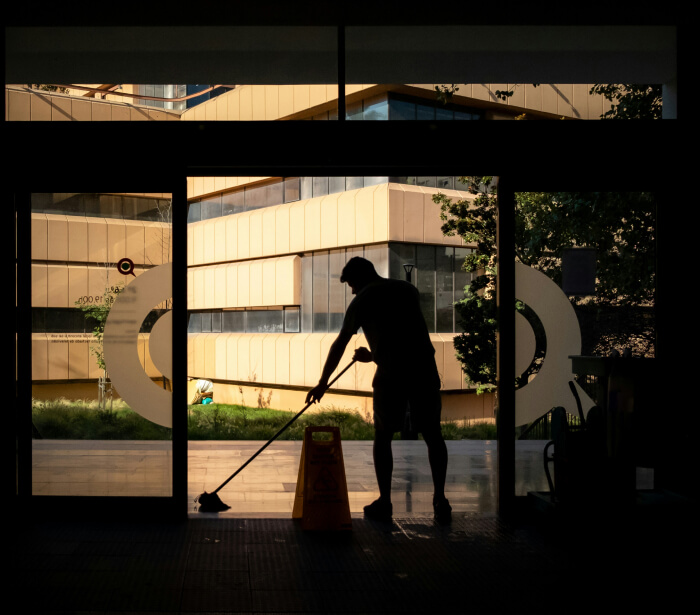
top-left (21, 439), bottom-right (689, 613)
top-left (15, 502), bottom-right (693, 613)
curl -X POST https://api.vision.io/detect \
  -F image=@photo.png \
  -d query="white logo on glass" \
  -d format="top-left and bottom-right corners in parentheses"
top-left (103, 263), bottom-right (173, 427)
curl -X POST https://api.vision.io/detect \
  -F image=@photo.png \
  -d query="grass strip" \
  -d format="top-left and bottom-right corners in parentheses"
top-left (32, 399), bottom-right (497, 441)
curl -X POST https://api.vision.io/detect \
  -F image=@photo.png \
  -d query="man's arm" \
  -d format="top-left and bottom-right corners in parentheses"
top-left (305, 330), bottom-right (353, 404)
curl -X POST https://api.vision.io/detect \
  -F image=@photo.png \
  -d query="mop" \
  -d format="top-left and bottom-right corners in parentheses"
top-left (195, 360), bottom-right (357, 512)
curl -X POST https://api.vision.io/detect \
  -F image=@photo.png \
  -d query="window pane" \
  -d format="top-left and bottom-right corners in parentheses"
top-left (329, 176), bottom-right (346, 194)
top-left (300, 177), bottom-right (313, 201)
top-left (201, 311), bottom-right (212, 332)
top-left (363, 94), bottom-right (389, 120)
top-left (222, 190), bottom-right (245, 216)
top-left (98, 194), bottom-right (123, 218)
top-left (245, 184), bottom-right (266, 211)
top-left (187, 201), bottom-right (201, 223)
top-left (312, 251), bottom-right (329, 332)
top-left (200, 195), bottom-right (221, 220)
top-left (345, 247), bottom-right (363, 310)
top-left (247, 310), bottom-right (284, 333)
top-left (329, 249), bottom-right (346, 332)
top-left (312, 177), bottom-right (329, 197)
top-left (436, 107), bottom-right (454, 121)
top-left (389, 98), bottom-right (416, 120)
top-left (436, 247), bottom-right (455, 332)
top-left (222, 310), bottom-right (245, 332)
top-left (363, 176), bottom-right (388, 187)
top-left (389, 243), bottom-right (416, 282)
top-left (454, 247), bottom-right (473, 301)
top-left (267, 181), bottom-right (284, 207)
top-left (284, 177), bottom-right (301, 203)
top-left (345, 176), bottom-right (364, 190)
top-left (416, 245), bottom-right (436, 332)
top-left (363, 244), bottom-right (389, 278)
top-left (346, 100), bottom-right (363, 120)
top-left (455, 177), bottom-right (471, 192)
top-left (188, 312), bottom-right (201, 333)
top-left (416, 104), bottom-right (435, 121)
top-left (301, 254), bottom-right (313, 332)
top-left (437, 176), bottom-right (454, 190)
top-left (284, 308), bottom-right (300, 333)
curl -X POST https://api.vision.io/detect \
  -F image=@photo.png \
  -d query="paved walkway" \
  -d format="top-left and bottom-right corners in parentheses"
top-left (32, 439), bottom-right (553, 514)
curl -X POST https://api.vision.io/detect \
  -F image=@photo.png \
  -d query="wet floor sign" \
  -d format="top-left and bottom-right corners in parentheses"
top-left (292, 426), bottom-right (352, 531)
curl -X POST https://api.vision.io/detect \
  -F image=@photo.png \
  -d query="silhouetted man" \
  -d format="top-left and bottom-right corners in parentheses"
top-left (306, 257), bottom-right (451, 524)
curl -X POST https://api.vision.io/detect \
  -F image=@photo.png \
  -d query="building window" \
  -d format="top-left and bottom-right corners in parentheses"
top-left (31, 193), bottom-right (172, 221)
top-left (187, 176), bottom-right (466, 224)
top-left (188, 308), bottom-right (301, 334)
top-left (33, 307), bottom-right (167, 334)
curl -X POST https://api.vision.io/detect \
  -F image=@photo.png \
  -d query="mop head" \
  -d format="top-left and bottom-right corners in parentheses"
top-left (196, 491), bottom-right (231, 513)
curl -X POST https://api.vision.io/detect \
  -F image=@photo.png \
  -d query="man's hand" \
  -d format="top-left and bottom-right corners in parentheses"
top-left (353, 347), bottom-right (372, 363)
top-left (305, 382), bottom-right (328, 405)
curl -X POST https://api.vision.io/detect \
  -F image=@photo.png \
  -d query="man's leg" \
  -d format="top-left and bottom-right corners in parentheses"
top-left (422, 425), bottom-right (452, 523)
top-left (373, 428), bottom-right (394, 503)
top-left (422, 426), bottom-right (448, 501)
top-left (364, 428), bottom-right (394, 522)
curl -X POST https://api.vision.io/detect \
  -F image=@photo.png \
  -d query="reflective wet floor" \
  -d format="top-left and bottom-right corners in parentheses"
top-left (32, 439), bottom-right (555, 514)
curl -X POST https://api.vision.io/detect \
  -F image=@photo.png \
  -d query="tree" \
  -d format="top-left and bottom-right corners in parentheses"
top-left (30, 84), bottom-right (69, 94)
top-left (433, 178), bottom-right (656, 393)
top-left (589, 84), bottom-right (662, 120)
top-left (77, 284), bottom-right (124, 411)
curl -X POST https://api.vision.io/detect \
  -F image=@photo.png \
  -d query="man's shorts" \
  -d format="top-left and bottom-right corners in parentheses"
top-left (372, 384), bottom-right (442, 434)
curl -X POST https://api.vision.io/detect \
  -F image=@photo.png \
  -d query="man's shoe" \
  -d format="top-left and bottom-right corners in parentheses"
top-left (433, 497), bottom-right (452, 524)
top-left (363, 499), bottom-right (392, 523)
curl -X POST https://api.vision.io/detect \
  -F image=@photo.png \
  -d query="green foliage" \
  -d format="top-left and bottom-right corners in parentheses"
top-left (76, 285), bottom-right (124, 370)
top-left (32, 399), bottom-right (496, 441)
top-left (32, 398), bottom-right (171, 440)
top-left (187, 404), bottom-right (378, 441)
top-left (589, 84), bottom-right (662, 120)
top-left (435, 84), bottom-right (459, 104)
top-left (436, 83), bottom-right (660, 120)
top-left (31, 84), bottom-right (69, 94)
top-left (434, 178), bottom-right (657, 392)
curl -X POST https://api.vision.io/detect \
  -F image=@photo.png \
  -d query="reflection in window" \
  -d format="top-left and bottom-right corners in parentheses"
top-left (33, 307), bottom-right (168, 333)
top-left (297, 243), bottom-right (474, 334)
top-left (188, 308), bottom-right (300, 334)
top-left (31, 193), bottom-right (172, 221)
top-left (188, 176), bottom-right (469, 223)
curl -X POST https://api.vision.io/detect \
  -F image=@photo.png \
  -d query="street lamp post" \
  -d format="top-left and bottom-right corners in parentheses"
top-left (403, 263), bottom-right (414, 283)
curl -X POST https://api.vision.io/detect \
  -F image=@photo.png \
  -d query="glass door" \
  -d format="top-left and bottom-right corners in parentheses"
top-left (29, 192), bottom-right (175, 499)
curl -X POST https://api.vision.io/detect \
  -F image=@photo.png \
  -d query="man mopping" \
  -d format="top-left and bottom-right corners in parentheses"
top-left (305, 257), bottom-right (452, 524)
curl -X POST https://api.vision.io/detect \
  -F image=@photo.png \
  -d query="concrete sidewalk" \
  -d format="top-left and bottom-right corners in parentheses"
top-left (32, 439), bottom-right (551, 514)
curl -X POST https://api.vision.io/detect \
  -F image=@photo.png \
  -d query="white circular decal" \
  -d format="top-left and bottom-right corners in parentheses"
top-left (103, 263), bottom-right (173, 427)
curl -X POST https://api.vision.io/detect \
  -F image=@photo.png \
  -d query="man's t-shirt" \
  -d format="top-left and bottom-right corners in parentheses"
top-left (340, 278), bottom-right (440, 389)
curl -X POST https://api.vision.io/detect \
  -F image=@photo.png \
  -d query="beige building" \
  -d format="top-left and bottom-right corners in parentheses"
top-left (20, 81), bottom-right (615, 423)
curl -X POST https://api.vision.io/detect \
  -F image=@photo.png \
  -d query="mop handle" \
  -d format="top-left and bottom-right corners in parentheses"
top-left (212, 359), bottom-right (357, 494)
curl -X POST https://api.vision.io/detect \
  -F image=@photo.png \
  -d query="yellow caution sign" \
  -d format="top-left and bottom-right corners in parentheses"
top-left (293, 426), bottom-right (352, 531)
